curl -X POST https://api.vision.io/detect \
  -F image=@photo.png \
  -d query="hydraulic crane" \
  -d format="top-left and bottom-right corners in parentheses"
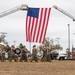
top-left (0, 4), bottom-right (75, 21)
top-left (53, 5), bottom-right (75, 21)
top-left (0, 4), bottom-right (28, 18)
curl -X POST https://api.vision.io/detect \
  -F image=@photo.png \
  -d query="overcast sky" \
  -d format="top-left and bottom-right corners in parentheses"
top-left (0, 0), bottom-right (75, 51)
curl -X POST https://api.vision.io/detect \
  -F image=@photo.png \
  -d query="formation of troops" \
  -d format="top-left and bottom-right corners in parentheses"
top-left (0, 44), bottom-right (52, 62)
top-left (0, 43), bottom-right (75, 62)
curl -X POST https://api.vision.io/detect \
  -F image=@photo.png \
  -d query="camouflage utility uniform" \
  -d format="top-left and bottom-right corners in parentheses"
top-left (9, 45), bottom-right (18, 62)
top-left (31, 45), bottom-right (38, 62)
top-left (41, 46), bottom-right (51, 62)
top-left (0, 45), bottom-right (5, 62)
top-left (46, 48), bottom-right (51, 62)
top-left (67, 50), bottom-right (71, 60)
top-left (41, 48), bottom-right (47, 62)
top-left (20, 46), bottom-right (28, 62)
top-left (1, 50), bottom-right (5, 62)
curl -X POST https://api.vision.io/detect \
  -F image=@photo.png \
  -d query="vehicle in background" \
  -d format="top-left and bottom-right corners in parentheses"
top-left (4, 52), bottom-right (9, 60)
top-left (56, 53), bottom-right (67, 60)
top-left (26, 51), bottom-right (32, 57)
top-left (56, 50), bottom-right (73, 60)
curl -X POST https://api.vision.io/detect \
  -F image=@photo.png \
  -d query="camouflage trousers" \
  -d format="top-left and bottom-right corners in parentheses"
top-left (72, 53), bottom-right (75, 60)
top-left (41, 54), bottom-right (51, 62)
top-left (20, 54), bottom-right (27, 62)
top-left (46, 54), bottom-right (51, 62)
top-left (1, 53), bottom-right (5, 62)
top-left (31, 54), bottom-right (38, 62)
top-left (9, 54), bottom-right (18, 62)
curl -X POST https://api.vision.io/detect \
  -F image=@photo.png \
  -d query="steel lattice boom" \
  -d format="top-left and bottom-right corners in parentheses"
top-left (53, 5), bottom-right (75, 21)
top-left (0, 4), bottom-right (28, 18)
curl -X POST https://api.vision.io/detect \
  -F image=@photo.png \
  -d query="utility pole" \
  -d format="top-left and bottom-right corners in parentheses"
top-left (73, 33), bottom-right (75, 48)
top-left (56, 37), bottom-right (60, 45)
top-left (68, 24), bottom-right (70, 50)
top-left (13, 40), bottom-right (16, 47)
top-left (0, 32), bottom-right (7, 35)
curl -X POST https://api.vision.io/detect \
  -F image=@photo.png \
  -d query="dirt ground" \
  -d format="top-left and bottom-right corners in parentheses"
top-left (0, 60), bottom-right (75, 75)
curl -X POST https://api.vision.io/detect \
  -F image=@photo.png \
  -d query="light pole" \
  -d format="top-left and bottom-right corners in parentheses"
top-left (73, 33), bottom-right (75, 48)
top-left (13, 40), bottom-right (16, 47)
top-left (56, 37), bottom-right (60, 45)
top-left (0, 32), bottom-right (7, 37)
top-left (68, 24), bottom-right (70, 50)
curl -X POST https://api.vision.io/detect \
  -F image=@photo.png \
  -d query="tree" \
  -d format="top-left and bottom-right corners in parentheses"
top-left (43, 37), bottom-right (52, 49)
top-left (39, 37), bottom-right (63, 51)
top-left (4, 45), bottom-right (11, 52)
top-left (38, 37), bottom-right (63, 59)
top-left (0, 34), bottom-right (8, 45)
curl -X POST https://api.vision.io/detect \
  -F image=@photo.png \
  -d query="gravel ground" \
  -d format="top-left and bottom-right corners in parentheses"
top-left (0, 60), bottom-right (75, 75)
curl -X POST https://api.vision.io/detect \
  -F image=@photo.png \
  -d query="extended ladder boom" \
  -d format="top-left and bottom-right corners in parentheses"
top-left (0, 4), bottom-right (28, 18)
top-left (53, 5), bottom-right (75, 21)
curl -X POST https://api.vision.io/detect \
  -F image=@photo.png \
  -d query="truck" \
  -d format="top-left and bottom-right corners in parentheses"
top-left (56, 50), bottom-right (73, 60)
top-left (56, 52), bottom-right (67, 60)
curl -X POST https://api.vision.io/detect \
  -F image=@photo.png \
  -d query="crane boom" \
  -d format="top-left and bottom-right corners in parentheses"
top-left (0, 4), bottom-right (28, 18)
top-left (53, 5), bottom-right (75, 21)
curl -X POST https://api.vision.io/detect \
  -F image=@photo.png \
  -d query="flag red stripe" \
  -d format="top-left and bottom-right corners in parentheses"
top-left (36, 8), bottom-right (43, 42)
top-left (39, 8), bottom-right (47, 42)
top-left (43, 8), bottom-right (51, 43)
top-left (26, 16), bottom-right (28, 41)
top-left (28, 17), bottom-right (31, 42)
top-left (31, 18), bottom-right (34, 42)
top-left (33, 18), bottom-right (38, 42)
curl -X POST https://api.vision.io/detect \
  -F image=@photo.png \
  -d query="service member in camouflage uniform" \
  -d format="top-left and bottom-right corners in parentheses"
top-left (1, 50), bottom-right (5, 62)
top-left (41, 45), bottom-right (52, 62)
top-left (45, 45), bottom-right (52, 62)
top-left (66, 50), bottom-right (71, 60)
top-left (31, 45), bottom-right (38, 62)
top-left (0, 44), bottom-right (2, 60)
top-left (9, 45), bottom-right (18, 62)
top-left (20, 46), bottom-right (28, 62)
top-left (72, 49), bottom-right (75, 60)
top-left (72, 52), bottom-right (75, 60)
top-left (0, 45), bottom-right (5, 62)
top-left (41, 46), bottom-right (47, 62)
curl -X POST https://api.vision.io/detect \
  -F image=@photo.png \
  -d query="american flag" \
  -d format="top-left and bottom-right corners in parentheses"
top-left (26, 7), bottom-right (51, 43)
